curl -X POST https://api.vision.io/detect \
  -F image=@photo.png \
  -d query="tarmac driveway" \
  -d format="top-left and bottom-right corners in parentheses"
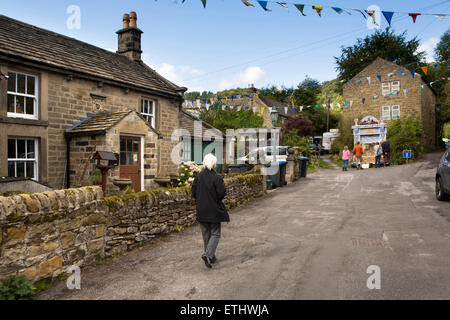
top-left (38, 151), bottom-right (450, 300)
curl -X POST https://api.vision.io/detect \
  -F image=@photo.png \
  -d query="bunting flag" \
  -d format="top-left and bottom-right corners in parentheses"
top-left (409, 13), bottom-right (421, 23)
top-left (260, 107), bottom-right (265, 114)
top-left (365, 10), bottom-right (377, 25)
top-left (284, 107), bottom-right (288, 114)
top-left (350, 100), bottom-right (353, 107)
top-left (312, 5), bottom-right (323, 17)
top-left (294, 4), bottom-right (306, 16)
top-left (421, 66), bottom-right (428, 75)
top-left (276, 2), bottom-right (289, 10)
top-left (376, 75), bottom-right (382, 82)
top-left (241, 0), bottom-right (254, 7)
top-left (293, 107), bottom-right (297, 113)
top-left (434, 14), bottom-right (446, 22)
top-left (331, 7), bottom-right (350, 15)
top-left (362, 98), bottom-right (365, 104)
top-left (337, 102), bottom-right (341, 108)
top-left (382, 11), bottom-right (394, 27)
top-left (257, 1), bottom-right (271, 11)
top-left (366, 77), bottom-right (371, 85)
top-left (409, 69), bottom-right (415, 78)
top-left (222, 106), bottom-right (226, 111)
top-left (252, 107), bottom-right (257, 113)
top-left (205, 104), bottom-right (210, 111)
top-left (300, 106), bottom-right (303, 111)
top-left (237, 106), bottom-right (241, 111)
top-left (351, 8), bottom-right (366, 20)
top-left (201, 0), bottom-right (206, 8)
top-left (214, 104), bottom-right (218, 111)
top-left (421, 85), bottom-right (424, 92)
top-left (387, 73), bottom-right (393, 77)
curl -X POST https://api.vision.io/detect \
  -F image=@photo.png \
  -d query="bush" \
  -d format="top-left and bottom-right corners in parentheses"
top-left (0, 276), bottom-right (35, 300)
top-left (176, 162), bottom-right (203, 187)
top-left (444, 122), bottom-right (450, 139)
top-left (282, 129), bottom-right (311, 157)
top-left (387, 116), bottom-right (422, 164)
top-left (330, 116), bottom-right (355, 155)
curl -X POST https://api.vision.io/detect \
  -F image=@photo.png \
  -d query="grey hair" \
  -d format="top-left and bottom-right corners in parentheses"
top-left (203, 153), bottom-right (217, 170)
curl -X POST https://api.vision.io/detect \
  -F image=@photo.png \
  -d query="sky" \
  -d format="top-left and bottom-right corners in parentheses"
top-left (1, 0), bottom-right (449, 92)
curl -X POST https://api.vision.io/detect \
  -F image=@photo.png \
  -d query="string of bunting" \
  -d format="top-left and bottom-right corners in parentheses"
top-left (165, 0), bottom-right (449, 26)
top-left (184, 76), bottom-right (449, 113)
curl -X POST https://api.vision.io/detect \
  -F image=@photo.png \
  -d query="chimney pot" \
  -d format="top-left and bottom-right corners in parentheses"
top-left (129, 12), bottom-right (137, 28)
top-left (123, 14), bottom-right (130, 29)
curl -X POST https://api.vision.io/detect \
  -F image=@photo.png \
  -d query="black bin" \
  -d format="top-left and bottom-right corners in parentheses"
top-left (298, 156), bottom-right (309, 178)
top-left (279, 161), bottom-right (288, 186)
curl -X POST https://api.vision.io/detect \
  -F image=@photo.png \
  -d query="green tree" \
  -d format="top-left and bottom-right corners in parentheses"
top-left (387, 116), bottom-right (423, 164)
top-left (199, 108), bottom-right (264, 133)
top-left (259, 85), bottom-right (293, 103)
top-left (335, 28), bottom-right (425, 81)
top-left (435, 29), bottom-right (450, 64)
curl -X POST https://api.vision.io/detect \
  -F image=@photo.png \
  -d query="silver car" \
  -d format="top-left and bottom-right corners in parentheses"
top-left (436, 149), bottom-right (450, 201)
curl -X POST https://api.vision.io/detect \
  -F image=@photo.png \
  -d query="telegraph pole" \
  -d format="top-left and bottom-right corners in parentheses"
top-left (326, 96), bottom-right (331, 132)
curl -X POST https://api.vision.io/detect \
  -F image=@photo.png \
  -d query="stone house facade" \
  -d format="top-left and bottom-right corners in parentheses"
top-left (342, 57), bottom-right (436, 146)
top-left (0, 13), bottom-right (190, 192)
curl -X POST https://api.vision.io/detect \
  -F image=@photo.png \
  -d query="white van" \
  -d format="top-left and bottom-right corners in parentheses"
top-left (237, 146), bottom-right (289, 165)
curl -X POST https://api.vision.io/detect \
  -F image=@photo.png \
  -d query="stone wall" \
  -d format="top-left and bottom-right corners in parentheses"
top-left (0, 174), bottom-right (264, 283)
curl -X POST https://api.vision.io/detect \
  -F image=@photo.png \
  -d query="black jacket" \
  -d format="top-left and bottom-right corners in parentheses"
top-left (192, 169), bottom-right (230, 223)
top-left (381, 141), bottom-right (390, 152)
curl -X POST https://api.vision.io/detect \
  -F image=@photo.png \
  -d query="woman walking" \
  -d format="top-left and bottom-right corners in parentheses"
top-left (374, 142), bottom-right (382, 168)
top-left (192, 154), bottom-right (229, 268)
top-left (342, 146), bottom-right (351, 171)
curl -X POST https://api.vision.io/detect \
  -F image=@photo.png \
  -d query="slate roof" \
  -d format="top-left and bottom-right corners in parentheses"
top-left (65, 109), bottom-right (160, 137)
top-left (0, 15), bottom-right (184, 98)
top-left (180, 110), bottom-right (223, 138)
top-left (258, 95), bottom-right (294, 117)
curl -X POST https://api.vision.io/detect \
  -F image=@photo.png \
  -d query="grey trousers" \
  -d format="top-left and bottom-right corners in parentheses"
top-left (200, 222), bottom-right (221, 260)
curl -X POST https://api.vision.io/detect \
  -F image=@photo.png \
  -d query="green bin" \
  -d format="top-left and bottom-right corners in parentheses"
top-left (266, 179), bottom-right (273, 190)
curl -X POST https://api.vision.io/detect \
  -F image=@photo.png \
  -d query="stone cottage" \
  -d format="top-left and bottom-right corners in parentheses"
top-left (0, 12), bottom-right (193, 192)
top-left (342, 57), bottom-right (436, 146)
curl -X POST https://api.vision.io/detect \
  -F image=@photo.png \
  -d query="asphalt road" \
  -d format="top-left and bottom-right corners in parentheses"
top-left (38, 151), bottom-right (450, 300)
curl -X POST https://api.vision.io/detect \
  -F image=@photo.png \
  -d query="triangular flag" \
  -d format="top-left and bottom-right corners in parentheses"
top-left (387, 73), bottom-right (393, 77)
top-left (382, 11), bottom-right (394, 27)
top-left (201, 0), bottom-right (207, 8)
top-left (205, 104), bottom-right (210, 111)
top-left (409, 13), bottom-right (421, 23)
top-left (322, 104), bottom-right (326, 108)
top-left (377, 75), bottom-right (382, 82)
top-left (397, 71), bottom-right (404, 75)
top-left (351, 8), bottom-right (366, 20)
top-left (260, 107), bottom-right (265, 114)
top-left (294, 4), bottom-right (307, 16)
top-left (365, 10), bottom-right (378, 25)
top-left (421, 85), bottom-right (424, 92)
top-left (344, 102), bottom-right (348, 107)
top-left (337, 102), bottom-right (341, 108)
top-left (237, 106), bottom-right (241, 111)
top-left (312, 6), bottom-right (323, 17)
top-left (252, 107), bottom-right (257, 113)
top-left (362, 98), bottom-right (365, 104)
top-left (366, 77), bottom-right (371, 85)
top-left (284, 107), bottom-right (288, 114)
top-left (300, 106), bottom-right (303, 111)
top-left (293, 107), bottom-right (297, 113)
top-left (222, 106), bottom-right (226, 111)
top-left (421, 66), bottom-right (428, 75)
top-left (230, 106), bottom-right (234, 112)
top-left (331, 7), bottom-right (350, 15)
top-left (409, 69), bottom-right (415, 78)
top-left (276, 2), bottom-right (289, 10)
top-left (257, 1), bottom-right (271, 11)
top-left (214, 104), bottom-right (218, 111)
top-left (434, 14), bottom-right (445, 22)
top-left (241, 0), bottom-right (254, 7)
top-left (350, 100), bottom-right (353, 107)
top-left (315, 105), bottom-right (319, 108)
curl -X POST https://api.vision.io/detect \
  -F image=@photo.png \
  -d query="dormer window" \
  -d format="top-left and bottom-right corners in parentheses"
top-left (7, 71), bottom-right (39, 120)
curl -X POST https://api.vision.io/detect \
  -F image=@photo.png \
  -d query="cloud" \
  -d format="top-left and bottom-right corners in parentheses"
top-left (418, 37), bottom-right (439, 63)
top-left (153, 62), bottom-right (205, 91)
top-left (218, 66), bottom-right (266, 90)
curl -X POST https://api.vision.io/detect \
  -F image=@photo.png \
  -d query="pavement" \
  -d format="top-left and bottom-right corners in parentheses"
top-left (37, 151), bottom-right (450, 300)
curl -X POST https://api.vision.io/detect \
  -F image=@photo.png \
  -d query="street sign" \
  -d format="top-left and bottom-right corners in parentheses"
top-left (403, 150), bottom-right (412, 159)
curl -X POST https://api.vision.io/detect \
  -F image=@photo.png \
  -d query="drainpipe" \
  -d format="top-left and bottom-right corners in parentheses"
top-left (66, 136), bottom-right (71, 189)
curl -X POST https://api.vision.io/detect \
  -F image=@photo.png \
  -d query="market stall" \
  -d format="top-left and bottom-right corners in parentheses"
top-left (352, 116), bottom-right (387, 165)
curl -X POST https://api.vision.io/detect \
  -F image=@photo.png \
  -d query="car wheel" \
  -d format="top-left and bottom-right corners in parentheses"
top-left (436, 177), bottom-right (448, 201)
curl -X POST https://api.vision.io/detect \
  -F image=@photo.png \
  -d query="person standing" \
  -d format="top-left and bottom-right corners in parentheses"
top-left (192, 154), bottom-right (229, 268)
top-left (353, 142), bottom-right (364, 170)
top-left (374, 142), bottom-right (382, 168)
top-left (381, 139), bottom-right (391, 166)
top-left (342, 146), bottom-right (351, 171)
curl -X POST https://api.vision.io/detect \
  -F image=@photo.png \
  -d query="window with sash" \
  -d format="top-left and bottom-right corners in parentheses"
top-left (181, 138), bottom-right (192, 162)
top-left (7, 71), bottom-right (39, 119)
top-left (8, 138), bottom-right (39, 180)
top-left (382, 82), bottom-right (390, 95)
top-left (381, 106), bottom-right (391, 121)
top-left (391, 81), bottom-right (400, 93)
top-left (140, 98), bottom-right (156, 128)
top-left (392, 105), bottom-right (400, 120)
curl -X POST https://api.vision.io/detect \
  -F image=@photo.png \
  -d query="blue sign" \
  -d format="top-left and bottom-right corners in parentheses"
top-left (403, 150), bottom-right (412, 159)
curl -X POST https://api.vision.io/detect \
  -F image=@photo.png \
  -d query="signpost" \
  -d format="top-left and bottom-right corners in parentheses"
top-left (403, 150), bottom-right (412, 164)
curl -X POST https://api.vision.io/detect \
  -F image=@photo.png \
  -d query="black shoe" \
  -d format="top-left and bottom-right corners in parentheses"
top-left (202, 255), bottom-right (212, 268)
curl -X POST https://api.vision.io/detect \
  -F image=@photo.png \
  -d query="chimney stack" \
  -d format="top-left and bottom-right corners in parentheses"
top-left (117, 12), bottom-right (143, 61)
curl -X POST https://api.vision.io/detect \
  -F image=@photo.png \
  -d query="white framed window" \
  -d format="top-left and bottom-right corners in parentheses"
top-left (140, 98), bottom-right (156, 128)
top-left (391, 81), bottom-right (400, 93)
top-left (181, 138), bottom-right (192, 162)
top-left (7, 71), bottom-right (39, 120)
top-left (8, 138), bottom-right (39, 180)
top-left (382, 106), bottom-right (391, 121)
top-left (382, 82), bottom-right (390, 96)
top-left (392, 105), bottom-right (400, 120)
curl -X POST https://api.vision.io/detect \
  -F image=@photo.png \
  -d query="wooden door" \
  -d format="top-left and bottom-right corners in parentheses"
top-left (120, 136), bottom-right (141, 192)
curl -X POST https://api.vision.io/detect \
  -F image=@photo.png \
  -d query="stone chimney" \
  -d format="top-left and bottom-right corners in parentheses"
top-left (117, 12), bottom-right (143, 61)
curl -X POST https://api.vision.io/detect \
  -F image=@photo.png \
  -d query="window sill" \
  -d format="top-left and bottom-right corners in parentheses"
top-left (0, 117), bottom-right (48, 127)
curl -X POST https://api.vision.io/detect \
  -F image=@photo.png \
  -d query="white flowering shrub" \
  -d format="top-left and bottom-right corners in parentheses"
top-left (177, 162), bottom-right (203, 187)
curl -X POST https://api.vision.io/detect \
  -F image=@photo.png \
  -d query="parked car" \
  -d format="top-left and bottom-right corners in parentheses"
top-left (436, 148), bottom-right (450, 201)
top-left (237, 146), bottom-right (288, 165)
